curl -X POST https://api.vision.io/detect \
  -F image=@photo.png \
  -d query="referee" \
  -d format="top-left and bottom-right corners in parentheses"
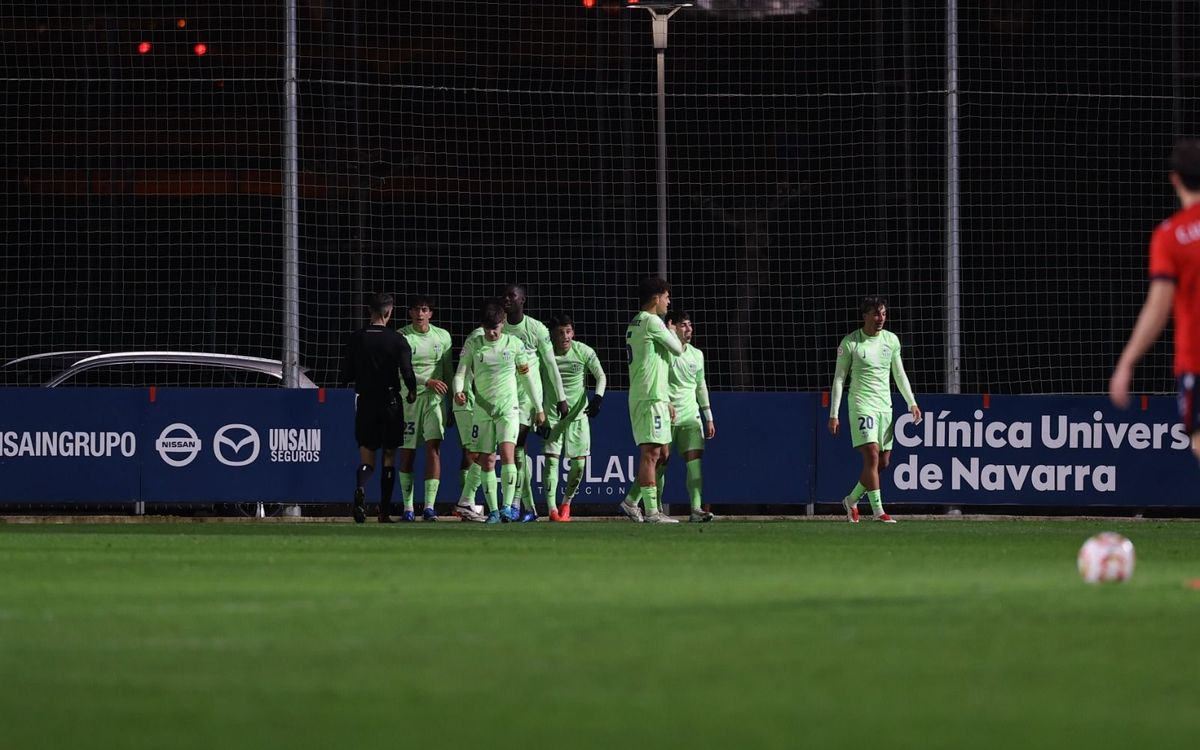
top-left (340, 292), bottom-right (418, 523)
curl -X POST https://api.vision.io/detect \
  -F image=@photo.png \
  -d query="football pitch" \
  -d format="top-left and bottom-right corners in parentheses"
top-left (1, 520), bottom-right (1198, 749)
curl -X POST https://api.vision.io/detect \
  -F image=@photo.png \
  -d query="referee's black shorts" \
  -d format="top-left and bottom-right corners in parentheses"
top-left (355, 393), bottom-right (403, 450)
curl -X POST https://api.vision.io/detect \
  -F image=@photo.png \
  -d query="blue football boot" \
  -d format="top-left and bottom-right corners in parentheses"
top-left (422, 507), bottom-right (438, 521)
top-left (485, 510), bottom-right (502, 524)
top-left (400, 510), bottom-right (416, 522)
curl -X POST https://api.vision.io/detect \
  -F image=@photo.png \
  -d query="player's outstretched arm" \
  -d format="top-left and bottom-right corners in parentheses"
top-left (1110, 279), bottom-right (1174, 408)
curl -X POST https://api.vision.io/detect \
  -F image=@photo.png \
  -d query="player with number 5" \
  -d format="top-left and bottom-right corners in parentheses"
top-left (828, 297), bottom-right (922, 523)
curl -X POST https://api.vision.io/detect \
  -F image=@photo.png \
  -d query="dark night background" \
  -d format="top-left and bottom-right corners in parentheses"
top-left (1, 1), bottom-right (1193, 393)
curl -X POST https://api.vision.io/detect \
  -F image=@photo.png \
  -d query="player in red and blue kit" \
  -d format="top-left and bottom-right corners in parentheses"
top-left (1111, 139), bottom-right (1200, 461)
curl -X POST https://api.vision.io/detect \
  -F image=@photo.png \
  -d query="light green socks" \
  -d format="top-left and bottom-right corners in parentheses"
top-left (626, 482), bottom-right (642, 506)
top-left (458, 464), bottom-right (482, 505)
top-left (399, 471), bottom-right (415, 512)
top-left (640, 485), bottom-right (659, 514)
top-left (564, 458), bottom-right (585, 503)
top-left (655, 464), bottom-right (666, 504)
top-left (849, 481), bottom-right (867, 502)
top-left (521, 453), bottom-right (535, 511)
top-left (501, 463), bottom-right (518, 511)
top-left (544, 456), bottom-right (560, 512)
top-left (685, 459), bottom-right (703, 511)
top-left (482, 468), bottom-right (499, 513)
top-left (866, 488), bottom-right (884, 516)
top-left (423, 478), bottom-right (439, 511)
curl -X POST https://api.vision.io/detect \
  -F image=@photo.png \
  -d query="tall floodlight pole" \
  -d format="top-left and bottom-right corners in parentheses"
top-left (628, 1), bottom-right (691, 281)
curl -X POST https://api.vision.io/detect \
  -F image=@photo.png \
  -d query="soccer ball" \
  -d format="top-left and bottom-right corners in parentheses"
top-left (1077, 532), bottom-right (1135, 584)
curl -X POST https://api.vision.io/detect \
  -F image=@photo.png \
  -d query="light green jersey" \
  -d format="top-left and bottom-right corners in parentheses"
top-left (400, 323), bottom-right (453, 397)
top-left (830, 328), bottom-right (917, 417)
top-left (454, 328), bottom-right (485, 410)
top-left (553, 341), bottom-right (607, 406)
top-left (504, 314), bottom-right (567, 405)
top-left (453, 332), bottom-right (542, 419)
top-left (669, 344), bottom-right (710, 422)
top-left (626, 310), bottom-right (683, 405)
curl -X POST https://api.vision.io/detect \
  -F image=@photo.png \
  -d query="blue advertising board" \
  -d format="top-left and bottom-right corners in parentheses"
top-left (817, 394), bottom-right (1197, 506)
top-left (0, 389), bottom-right (1193, 506)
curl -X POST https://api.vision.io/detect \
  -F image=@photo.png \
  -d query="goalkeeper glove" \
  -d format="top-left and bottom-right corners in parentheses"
top-left (557, 399), bottom-right (569, 419)
top-left (586, 394), bottom-right (603, 418)
top-left (535, 422), bottom-right (552, 440)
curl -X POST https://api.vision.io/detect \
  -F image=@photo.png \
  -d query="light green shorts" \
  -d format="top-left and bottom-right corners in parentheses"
top-left (848, 407), bottom-right (895, 451)
top-left (401, 393), bottom-right (446, 449)
top-left (543, 413), bottom-right (591, 458)
top-left (629, 400), bottom-right (671, 446)
top-left (454, 404), bottom-right (478, 453)
top-left (672, 414), bottom-right (706, 454)
top-left (475, 405), bottom-right (521, 453)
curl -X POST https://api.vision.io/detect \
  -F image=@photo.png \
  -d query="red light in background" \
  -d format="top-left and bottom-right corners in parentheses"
top-left (192, 42), bottom-right (207, 56)
top-left (137, 41), bottom-right (152, 54)
top-left (176, 19), bottom-right (187, 29)
top-left (582, 0), bottom-right (596, 7)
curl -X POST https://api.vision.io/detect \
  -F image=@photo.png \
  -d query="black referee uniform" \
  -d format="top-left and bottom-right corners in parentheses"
top-left (340, 324), bottom-right (418, 450)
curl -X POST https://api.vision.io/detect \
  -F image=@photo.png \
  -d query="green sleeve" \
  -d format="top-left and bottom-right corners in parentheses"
top-left (646, 316), bottom-right (684, 356)
top-left (518, 346), bottom-right (544, 412)
top-left (891, 344), bottom-right (917, 409)
top-left (696, 351), bottom-right (712, 420)
top-left (452, 340), bottom-right (474, 395)
top-left (830, 338), bottom-right (851, 418)
top-left (586, 348), bottom-right (607, 398)
top-left (538, 332), bottom-right (567, 403)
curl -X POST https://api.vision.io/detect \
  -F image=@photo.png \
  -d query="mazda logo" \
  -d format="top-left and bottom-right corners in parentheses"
top-left (213, 424), bottom-right (261, 467)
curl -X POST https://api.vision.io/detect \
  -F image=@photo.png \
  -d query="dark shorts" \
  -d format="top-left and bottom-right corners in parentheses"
top-left (355, 393), bottom-right (403, 450)
top-left (1178, 374), bottom-right (1200, 435)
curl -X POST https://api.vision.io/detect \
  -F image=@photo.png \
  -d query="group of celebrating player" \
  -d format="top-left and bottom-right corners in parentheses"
top-left (340, 278), bottom-right (718, 525)
top-left (340, 139), bottom-right (1200, 527)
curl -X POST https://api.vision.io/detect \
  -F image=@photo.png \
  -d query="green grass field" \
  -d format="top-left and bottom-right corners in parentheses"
top-left (1, 520), bottom-right (1198, 749)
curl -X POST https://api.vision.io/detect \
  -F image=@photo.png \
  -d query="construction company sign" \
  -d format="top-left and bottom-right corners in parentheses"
top-left (816, 394), bottom-right (1196, 505)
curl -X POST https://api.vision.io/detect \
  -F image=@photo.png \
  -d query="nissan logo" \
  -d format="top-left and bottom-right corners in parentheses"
top-left (156, 423), bottom-right (201, 467)
top-left (213, 424), bottom-right (261, 467)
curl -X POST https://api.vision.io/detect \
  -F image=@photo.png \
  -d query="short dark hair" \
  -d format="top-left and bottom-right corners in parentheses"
top-left (548, 313), bottom-right (574, 331)
top-left (479, 299), bottom-right (506, 329)
top-left (1170, 139), bottom-right (1200, 191)
top-left (366, 292), bottom-right (395, 317)
top-left (665, 310), bottom-right (690, 326)
top-left (408, 294), bottom-right (435, 311)
top-left (638, 277), bottom-right (671, 306)
top-left (500, 283), bottom-right (527, 298)
top-left (859, 296), bottom-right (887, 315)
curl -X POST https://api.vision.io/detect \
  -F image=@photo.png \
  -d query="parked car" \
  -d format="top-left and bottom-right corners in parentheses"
top-left (0, 351), bottom-right (319, 388)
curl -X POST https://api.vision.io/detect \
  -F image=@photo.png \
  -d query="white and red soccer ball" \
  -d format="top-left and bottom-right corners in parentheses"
top-left (1077, 532), bottom-right (1135, 584)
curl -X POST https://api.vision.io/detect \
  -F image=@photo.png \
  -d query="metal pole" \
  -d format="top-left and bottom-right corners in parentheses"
top-left (642, 7), bottom-right (685, 280)
top-left (945, 0), bottom-right (961, 394)
top-left (656, 46), bottom-right (668, 280)
top-left (282, 0), bottom-right (301, 388)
